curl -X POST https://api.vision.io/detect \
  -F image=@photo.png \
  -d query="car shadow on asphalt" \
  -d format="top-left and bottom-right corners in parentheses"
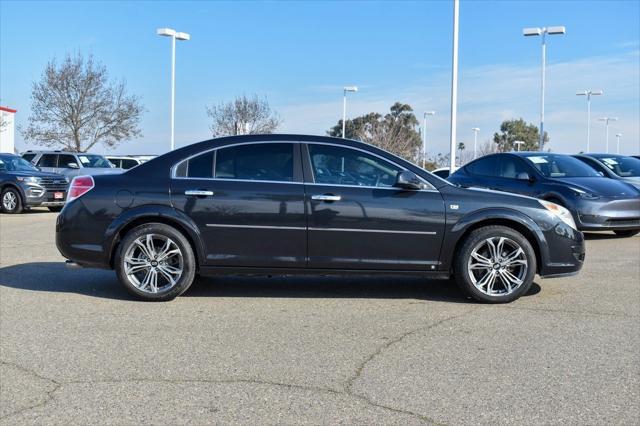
top-left (0, 262), bottom-right (542, 303)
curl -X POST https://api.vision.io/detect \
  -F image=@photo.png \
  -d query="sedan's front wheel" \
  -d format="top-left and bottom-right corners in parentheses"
top-left (115, 223), bottom-right (196, 301)
top-left (455, 225), bottom-right (536, 303)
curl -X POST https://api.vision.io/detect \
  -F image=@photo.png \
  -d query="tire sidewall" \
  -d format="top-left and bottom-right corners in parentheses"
top-left (455, 226), bottom-right (536, 303)
top-left (115, 223), bottom-right (196, 301)
top-left (1, 187), bottom-right (23, 214)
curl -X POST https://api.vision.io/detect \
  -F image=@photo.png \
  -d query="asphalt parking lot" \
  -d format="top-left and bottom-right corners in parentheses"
top-left (0, 211), bottom-right (638, 425)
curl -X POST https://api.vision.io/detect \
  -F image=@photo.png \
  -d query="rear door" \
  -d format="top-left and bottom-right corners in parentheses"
top-left (170, 142), bottom-right (307, 268)
top-left (303, 143), bottom-right (445, 271)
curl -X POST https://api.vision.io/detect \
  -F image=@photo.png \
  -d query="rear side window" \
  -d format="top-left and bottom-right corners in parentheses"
top-left (22, 153), bottom-right (36, 163)
top-left (215, 143), bottom-right (293, 182)
top-left (58, 154), bottom-right (79, 168)
top-left (121, 159), bottom-right (139, 169)
top-left (466, 156), bottom-right (499, 177)
top-left (176, 152), bottom-right (214, 178)
top-left (38, 154), bottom-right (58, 167)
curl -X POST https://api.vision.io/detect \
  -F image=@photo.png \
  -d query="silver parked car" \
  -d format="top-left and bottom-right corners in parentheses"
top-left (22, 150), bottom-right (123, 177)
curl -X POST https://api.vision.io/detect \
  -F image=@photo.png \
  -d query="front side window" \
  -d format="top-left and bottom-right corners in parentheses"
top-left (38, 154), bottom-right (58, 167)
top-left (465, 156), bottom-right (499, 177)
top-left (498, 157), bottom-right (530, 179)
top-left (22, 153), bottom-right (36, 163)
top-left (215, 143), bottom-right (294, 182)
top-left (308, 144), bottom-right (400, 187)
top-left (77, 154), bottom-right (112, 168)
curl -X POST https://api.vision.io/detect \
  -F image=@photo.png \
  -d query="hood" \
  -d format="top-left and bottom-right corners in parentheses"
top-left (549, 176), bottom-right (640, 198)
top-left (7, 170), bottom-right (68, 179)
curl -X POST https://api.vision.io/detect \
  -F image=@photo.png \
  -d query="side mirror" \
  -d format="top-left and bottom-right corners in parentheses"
top-left (67, 163), bottom-right (79, 169)
top-left (516, 172), bottom-right (535, 183)
top-left (394, 171), bottom-right (423, 190)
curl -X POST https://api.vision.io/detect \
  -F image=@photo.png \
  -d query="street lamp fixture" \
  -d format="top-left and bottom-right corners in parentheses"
top-left (342, 86), bottom-right (358, 139)
top-left (421, 111), bottom-right (436, 168)
top-left (598, 117), bottom-right (618, 153)
top-left (576, 89), bottom-right (603, 153)
top-left (471, 127), bottom-right (480, 159)
top-left (514, 140), bottom-right (525, 151)
top-left (157, 27), bottom-right (191, 151)
top-left (523, 25), bottom-right (566, 151)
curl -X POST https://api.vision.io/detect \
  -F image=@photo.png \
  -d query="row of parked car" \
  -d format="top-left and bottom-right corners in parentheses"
top-left (0, 150), bottom-right (155, 213)
top-left (444, 152), bottom-right (640, 237)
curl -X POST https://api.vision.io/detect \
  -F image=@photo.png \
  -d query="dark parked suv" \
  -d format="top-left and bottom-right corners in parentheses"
top-left (57, 135), bottom-right (585, 303)
top-left (0, 153), bottom-right (69, 213)
top-left (448, 152), bottom-right (640, 236)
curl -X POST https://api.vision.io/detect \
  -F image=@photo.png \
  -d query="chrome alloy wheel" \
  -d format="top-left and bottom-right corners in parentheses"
top-left (2, 191), bottom-right (17, 211)
top-left (123, 234), bottom-right (183, 293)
top-left (467, 236), bottom-right (528, 296)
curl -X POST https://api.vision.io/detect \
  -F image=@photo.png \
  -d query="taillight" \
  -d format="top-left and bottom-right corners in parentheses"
top-left (67, 176), bottom-right (94, 202)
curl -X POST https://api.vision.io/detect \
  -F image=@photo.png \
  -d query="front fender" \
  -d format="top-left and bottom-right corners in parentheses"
top-left (104, 204), bottom-right (206, 265)
top-left (441, 207), bottom-right (550, 273)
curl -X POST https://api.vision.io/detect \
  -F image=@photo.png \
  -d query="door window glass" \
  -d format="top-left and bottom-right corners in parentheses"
top-left (465, 156), bottom-right (499, 177)
top-left (121, 159), bottom-right (139, 169)
top-left (22, 153), bottom-right (36, 163)
top-left (308, 144), bottom-right (400, 187)
top-left (38, 154), bottom-right (58, 168)
top-left (498, 156), bottom-right (529, 179)
top-left (58, 154), bottom-right (79, 168)
top-left (177, 152), bottom-right (214, 178)
top-left (215, 143), bottom-right (293, 182)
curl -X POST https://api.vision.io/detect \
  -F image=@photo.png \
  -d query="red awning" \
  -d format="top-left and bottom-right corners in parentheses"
top-left (0, 106), bottom-right (17, 113)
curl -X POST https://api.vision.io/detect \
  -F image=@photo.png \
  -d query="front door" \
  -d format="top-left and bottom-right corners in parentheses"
top-left (170, 142), bottom-right (306, 268)
top-left (303, 143), bottom-right (446, 271)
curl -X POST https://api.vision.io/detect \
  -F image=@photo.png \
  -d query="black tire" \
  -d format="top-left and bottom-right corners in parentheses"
top-left (614, 229), bottom-right (640, 237)
top-left (1, 187), bottom-right (23, 214)
top-left (455, 225), bottom-right (536, 303)
top-left (115, 223), bottom-right (196, 301)
top-left (48, 206), bottom-right (63, 212)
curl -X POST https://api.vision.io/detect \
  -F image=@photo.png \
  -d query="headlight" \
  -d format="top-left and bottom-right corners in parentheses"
top-left (569, 187), bottom-right (599, 199)
top-left (539, 199), bottom-right (577, 230)
top-left (16, 176), bottom-right (42, 185)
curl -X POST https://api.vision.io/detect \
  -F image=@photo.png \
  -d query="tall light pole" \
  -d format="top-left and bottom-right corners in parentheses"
top-left (523, 25), bottom-right (566, 151)
top-left (449, 0), bottom-right (460, 172)
top-left (576, 89), bottom-right (603, 152)
top-left (615, 133), bottom-right (622, 154)
top-left (514, 140), bottom-right (525, 151)
top-left (422, 111), bottom-right (436, 168)
top-left (342, 86), bottom-right (358, 138)
top-left (157, 28), bottom-right (190, 151)
top-left (471, 127), bottom-right (480, 159)
top-left (598, 117), bottom-right (618, 153)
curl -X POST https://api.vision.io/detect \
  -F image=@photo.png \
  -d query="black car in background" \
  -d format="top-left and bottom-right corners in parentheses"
top-left (573, 154), bottom-right (640, 190)
top-left (57, 135), bottom-right (585, 303)
top-left (0, 153), bottom-right (69, 213)
top-left (448, 152), bottom-right (640, 236)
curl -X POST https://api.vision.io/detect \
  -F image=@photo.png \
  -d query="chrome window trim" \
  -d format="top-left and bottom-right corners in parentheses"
top-left (169, 139), bottom-right (438, 192)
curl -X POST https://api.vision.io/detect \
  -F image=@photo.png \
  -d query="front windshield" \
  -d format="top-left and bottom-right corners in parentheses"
top-left (592, 155), bottom-right (640, 177)
top-left (524, 154), bottom-right (600, 178)
top-left (77, 154), bottom-right (113, 168)
top-left (0, 155), bottom-right (39, 172)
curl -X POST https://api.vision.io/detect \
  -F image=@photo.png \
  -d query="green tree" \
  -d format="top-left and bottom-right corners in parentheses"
top-left (493, 118), bottom-right (548, 152)
top-left (327, 102), bottom-right (422, 162)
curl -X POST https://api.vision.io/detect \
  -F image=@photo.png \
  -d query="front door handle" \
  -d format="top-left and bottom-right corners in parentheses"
top-left (185, 190), bottom-right (214, 197)
top-left (311, 194), bottom-right (341, 202)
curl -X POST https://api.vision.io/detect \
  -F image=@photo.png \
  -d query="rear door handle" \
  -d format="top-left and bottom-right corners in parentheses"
top-left (185, 190), bottom-right (214, 197)
top-left (311, 194), bottom-right (341, 202)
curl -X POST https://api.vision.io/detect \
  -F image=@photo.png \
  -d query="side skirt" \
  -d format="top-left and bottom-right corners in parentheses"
top-left (198, 266), bottom-right (452, 280)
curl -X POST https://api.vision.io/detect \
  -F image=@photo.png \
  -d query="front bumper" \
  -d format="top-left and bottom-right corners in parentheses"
top-left (574, 197), bottom-right (640, 231)
top-left (538, 223), bottom-right (585, 278)
top-left (23, 183), bottom-right (67, 207)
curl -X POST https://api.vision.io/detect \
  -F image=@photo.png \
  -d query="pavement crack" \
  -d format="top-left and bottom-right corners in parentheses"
top-left (499, 305), bottom-right (637, 318)
top-left (0, 360), bottom-right (62, 421)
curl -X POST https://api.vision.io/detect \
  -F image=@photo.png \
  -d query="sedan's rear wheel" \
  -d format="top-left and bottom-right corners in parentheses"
top-left (455, 225), bottom-right (536, 303)
top-left (115, 223), bottom-right (196, 301)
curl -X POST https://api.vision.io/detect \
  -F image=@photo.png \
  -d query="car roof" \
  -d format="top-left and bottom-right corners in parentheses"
top-left (23, 150), bottom-right (102, 155)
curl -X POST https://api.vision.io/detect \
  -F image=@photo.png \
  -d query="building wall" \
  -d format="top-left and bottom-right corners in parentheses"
top-left (0, 108), bottom-right (16, 154)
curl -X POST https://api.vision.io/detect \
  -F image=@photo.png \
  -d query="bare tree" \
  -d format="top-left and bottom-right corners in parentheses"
top-left (476, 139), bottom-right (499, 156)
top-left (206, 95), bottom-right (281, 137)
top-left (21, 53), bottom-right (143, 152)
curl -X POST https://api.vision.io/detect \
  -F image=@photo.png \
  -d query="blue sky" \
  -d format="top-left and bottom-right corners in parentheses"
top-left (1, 0), bottom-right (639, 156)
